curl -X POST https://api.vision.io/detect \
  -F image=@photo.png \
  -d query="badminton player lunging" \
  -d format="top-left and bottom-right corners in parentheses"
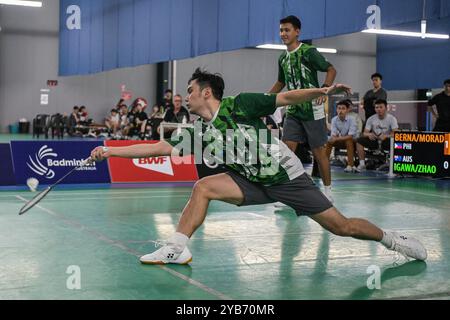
top-left (90, 69), bottom-right (427, 265)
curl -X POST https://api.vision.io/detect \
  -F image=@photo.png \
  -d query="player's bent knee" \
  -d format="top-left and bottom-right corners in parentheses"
top-left (192, 179), bottom-right (215, 200)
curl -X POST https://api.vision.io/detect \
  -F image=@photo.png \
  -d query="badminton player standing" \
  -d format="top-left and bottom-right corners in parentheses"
top-left (269, 15), bottom-right (337, 202)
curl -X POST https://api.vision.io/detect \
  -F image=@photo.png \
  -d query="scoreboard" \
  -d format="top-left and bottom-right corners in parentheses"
top-left (393, 132), bottom-right (450, 177)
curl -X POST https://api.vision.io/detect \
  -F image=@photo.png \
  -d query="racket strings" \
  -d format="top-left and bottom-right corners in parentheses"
top-left (19, 188), bottom-right (52, 215)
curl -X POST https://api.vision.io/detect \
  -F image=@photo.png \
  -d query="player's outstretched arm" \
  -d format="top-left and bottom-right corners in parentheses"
top-left (276, 84), bottom-right (352, 107)
top-left (269, 81), bottom-right (286, 94)
top-left (90, 141), bottom-right (174, 161)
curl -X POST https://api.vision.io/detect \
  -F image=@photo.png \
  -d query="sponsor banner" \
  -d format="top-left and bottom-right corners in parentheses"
top-left (105, 141), bottom-right (198, 183)
top-left (0, 144), bottom-right (16, 186)
top-left (11, 141), bottom-right (110, 185)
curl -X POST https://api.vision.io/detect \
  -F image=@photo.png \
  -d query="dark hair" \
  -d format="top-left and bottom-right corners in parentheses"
top-left (337, 100), bottom-right (350, 108)
top-left (165, 89), bottom-right (173, 94)
top-left (280, 15), bottom-right (302, 30)
top-left (344, 99), bottom-right (354, 106)
top-left (444, 79), bottom-right (450, 85)
top-left (111, 109), bottom-right (118, 113)
top-left (375, 99), bottom-right (388, 107)
top-left (371, 73), bottom-right (383, 80)
top-left (189, 68), bottom-right (225, 101)
top-left (73, 106), bottom-right (79, 110)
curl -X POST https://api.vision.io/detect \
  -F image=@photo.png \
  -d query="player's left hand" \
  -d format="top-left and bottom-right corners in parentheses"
top-left (316, 95), bottom-right (327, 106)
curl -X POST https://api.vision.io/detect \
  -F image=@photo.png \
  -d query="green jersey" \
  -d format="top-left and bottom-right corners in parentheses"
top-left (167, 93), bottom-right (305, 186)
top-left (278, 43), bottom-right (332, 121)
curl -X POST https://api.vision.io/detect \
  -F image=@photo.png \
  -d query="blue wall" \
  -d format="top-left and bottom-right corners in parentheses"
top-left (377, 17), bottom-right (450, 90)
top-left (59, 0), bottom-right (450, 77)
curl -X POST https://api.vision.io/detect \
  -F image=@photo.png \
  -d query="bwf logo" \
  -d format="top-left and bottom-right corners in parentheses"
top-left (27, 145), bottom-right (57, 180)
top-left (133, 157), bottom-right (174, 176)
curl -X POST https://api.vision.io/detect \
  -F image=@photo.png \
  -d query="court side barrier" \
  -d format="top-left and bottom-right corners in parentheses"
top-left (105, 140), bottom-right (199, 183)
top-left (10, 141), bottom-right (111, 185)
top-left (0, 144), bottom-right (16, 186)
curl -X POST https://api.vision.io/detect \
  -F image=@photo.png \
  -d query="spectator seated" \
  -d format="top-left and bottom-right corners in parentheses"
top-left (356, 99), bottom-right (399, 172)
top-left (326, 101), bottom-right (359, 173)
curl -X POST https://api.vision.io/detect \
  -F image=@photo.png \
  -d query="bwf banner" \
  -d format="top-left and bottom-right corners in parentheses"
top-left (11, 141), bottom-right (111, 185)
top-left (105, 141), bottom-right (198, 183)
top-left (0, 144), bottom-right (15, 186)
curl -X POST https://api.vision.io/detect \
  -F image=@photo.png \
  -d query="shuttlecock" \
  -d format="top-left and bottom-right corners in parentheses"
top-left (27, 178), bottom-right (39, 192)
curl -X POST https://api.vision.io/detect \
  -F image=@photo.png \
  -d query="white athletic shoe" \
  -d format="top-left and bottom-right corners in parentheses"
top-left (344, 166), bottom-right (353, 173)
top-left (355, 164), bottom-right (366, 173)
top-left (140, 245), bottom-right (193, 265)
top-left (386, 232), bottom-right (428, 261)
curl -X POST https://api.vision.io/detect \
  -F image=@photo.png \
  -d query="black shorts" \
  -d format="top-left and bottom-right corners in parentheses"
top-left (226, 171), bottom-right (333, 216)
top-left (283, 116), bottom-right (328, 149)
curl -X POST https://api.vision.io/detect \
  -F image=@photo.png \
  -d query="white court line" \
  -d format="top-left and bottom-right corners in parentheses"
top-left (2, 185), bottom-right (446, 198)
top-left (0, 189), bottom-right (192, 198)
top-left (14, 195), bottom-right (190, 202)
top-left (348, 191), bottom-right (449, 210)
top-left (240, 212), bottom-right (269, 219)
top-left (383, 188), bottom-right (450, 199)
top-left (190, 227), bottom-right (441, 242)
top-left (332, 186), bottom-right (449, 199)
top-left (15, 195), bottom-right (232, 300)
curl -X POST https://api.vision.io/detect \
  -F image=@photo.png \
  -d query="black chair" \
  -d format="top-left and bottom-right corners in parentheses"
top-left (32, 114), bottom-right (50, 139)
top-left (66, 114), bottom-right (80, 137)
top-left (50, 113), bottom-right (66, 139)
top-left (149, 118), bottom-right (163, 140)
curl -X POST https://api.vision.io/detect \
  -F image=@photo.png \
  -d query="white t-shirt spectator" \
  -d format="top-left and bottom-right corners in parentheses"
top-left (347, 111), bottom-right (363, 138)
top-left (366, 113), bottom-right (399, 136)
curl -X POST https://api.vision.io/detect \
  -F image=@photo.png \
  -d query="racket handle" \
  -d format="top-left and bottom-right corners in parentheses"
top-left (81, 158), bottom-right (93, 167)
top-left (81, 147), bottom-right (109, 166)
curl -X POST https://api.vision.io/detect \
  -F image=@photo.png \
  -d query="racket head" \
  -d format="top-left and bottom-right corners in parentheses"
top-left (19, 187), bottom-right (52, 215)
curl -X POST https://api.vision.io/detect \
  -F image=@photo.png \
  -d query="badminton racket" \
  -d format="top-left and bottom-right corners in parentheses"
top-left (19, 157), bottom-right (93, 216)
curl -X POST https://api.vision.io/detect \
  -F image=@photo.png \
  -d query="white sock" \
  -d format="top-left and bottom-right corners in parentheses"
top-left (324, 185), bottom-right (332, 192)
top-left (360, 160), bottom-right (365, 166)
top-left (380, 231), bottom-right (393, 248)
top-left (167, 232), bottom-right (190, 253)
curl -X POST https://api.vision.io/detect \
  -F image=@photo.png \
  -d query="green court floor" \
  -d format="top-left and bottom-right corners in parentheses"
top-left (0, 176), bottom-right (449, 300)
